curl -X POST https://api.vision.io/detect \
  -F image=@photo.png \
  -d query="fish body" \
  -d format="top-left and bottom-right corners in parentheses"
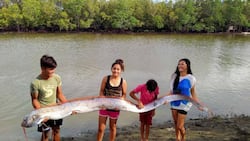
top-left (21, 95), bottom-right (206, 128)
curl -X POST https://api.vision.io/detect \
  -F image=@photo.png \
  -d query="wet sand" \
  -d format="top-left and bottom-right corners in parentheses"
top-left (61, 115), bottom-right (250, 141)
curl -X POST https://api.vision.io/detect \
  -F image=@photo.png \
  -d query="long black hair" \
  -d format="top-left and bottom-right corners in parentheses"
top-left (173, 58), bottom-right (193, 92)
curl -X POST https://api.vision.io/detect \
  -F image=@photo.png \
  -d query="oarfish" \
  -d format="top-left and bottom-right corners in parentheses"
top-left (21, 95), bottom-right (209, 128)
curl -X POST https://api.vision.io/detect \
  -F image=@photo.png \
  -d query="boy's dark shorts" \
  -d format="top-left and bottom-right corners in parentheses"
top-left (37, 119), bottom-right (63, 132)
top-left (139, 110), bottom-right (154, 125)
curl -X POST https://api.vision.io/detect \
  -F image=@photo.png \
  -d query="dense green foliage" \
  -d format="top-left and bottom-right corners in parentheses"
top-left (0, 0), bottom-right (249, 32)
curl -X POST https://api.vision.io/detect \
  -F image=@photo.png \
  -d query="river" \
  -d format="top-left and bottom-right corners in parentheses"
top-left (0, 33), bottom-right (249, 140)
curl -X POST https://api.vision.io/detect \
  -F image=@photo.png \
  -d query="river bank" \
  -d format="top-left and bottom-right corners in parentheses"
top-left (61, 115), bottom-right (250, 141)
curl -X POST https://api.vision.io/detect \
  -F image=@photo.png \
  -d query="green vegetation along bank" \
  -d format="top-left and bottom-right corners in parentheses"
top-left (0, 0), bottom-right (249, 33)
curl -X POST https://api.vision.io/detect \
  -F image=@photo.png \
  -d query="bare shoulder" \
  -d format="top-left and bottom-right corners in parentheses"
top-left (102, 76), bottom-right (108, 82)
top-left (122, 78), bottom-right (127, 82)
top-left (122, 78), bottom-right (127, 85)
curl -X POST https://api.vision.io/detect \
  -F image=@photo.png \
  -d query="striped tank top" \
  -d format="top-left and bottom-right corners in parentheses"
top-left (104, 75), bottom-right (123, 97)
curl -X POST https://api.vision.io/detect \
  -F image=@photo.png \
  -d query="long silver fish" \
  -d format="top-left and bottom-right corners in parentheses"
top-left (21, 95), bottom-right (209, 128)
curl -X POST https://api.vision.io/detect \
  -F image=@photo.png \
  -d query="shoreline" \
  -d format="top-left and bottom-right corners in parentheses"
top-left (1, 31), bottom-right (250, 35)
top-left (61, 115), bottom-right (250, 141)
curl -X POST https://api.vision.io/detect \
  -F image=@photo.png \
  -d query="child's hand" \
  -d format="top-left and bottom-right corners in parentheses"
top-left (137, 101), bottom-right (144, 109)
top-left (71, 111), bottom-right (78, 115)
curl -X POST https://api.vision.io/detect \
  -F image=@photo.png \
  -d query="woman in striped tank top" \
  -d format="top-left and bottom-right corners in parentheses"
top-left (97, 59), bottom-right (127, 141)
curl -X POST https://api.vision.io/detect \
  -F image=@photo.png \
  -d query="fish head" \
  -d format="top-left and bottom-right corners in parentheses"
top-left (21, 114), bottom-right (41, 128)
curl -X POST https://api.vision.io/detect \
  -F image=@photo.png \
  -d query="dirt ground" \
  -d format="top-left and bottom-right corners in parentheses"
top-left (61, 115), bottom-right (250, 141)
